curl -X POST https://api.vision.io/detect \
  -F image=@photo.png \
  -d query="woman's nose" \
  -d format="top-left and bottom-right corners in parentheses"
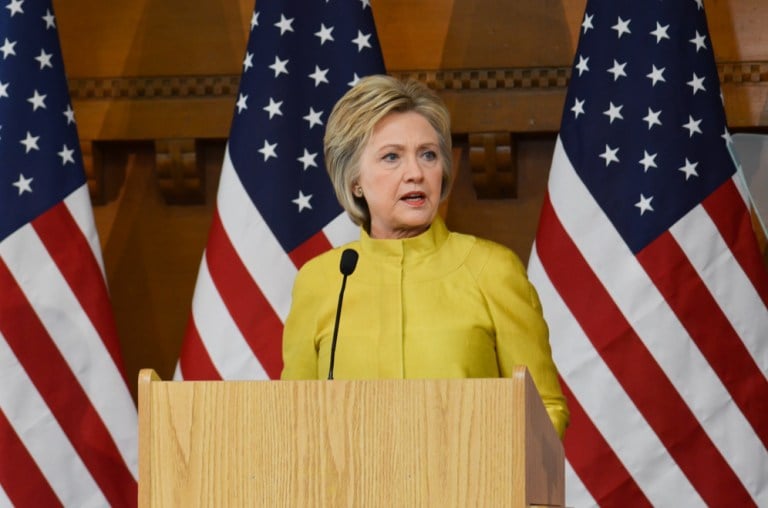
top-left (402, 155), bottom-right (424, 181)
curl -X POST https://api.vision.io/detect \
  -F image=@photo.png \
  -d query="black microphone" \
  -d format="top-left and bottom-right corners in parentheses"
top-left (328, 248), bottom-right (358, 380)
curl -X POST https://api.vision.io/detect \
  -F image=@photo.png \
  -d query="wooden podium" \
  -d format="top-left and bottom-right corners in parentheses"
top-left (138, 366), bottom-right (564, 507)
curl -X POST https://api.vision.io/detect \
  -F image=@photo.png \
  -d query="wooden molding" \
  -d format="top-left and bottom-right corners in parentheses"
top-left (154, 139), bottom-right (206, 205)
top-left (469, 132), bottom-right (516, 199)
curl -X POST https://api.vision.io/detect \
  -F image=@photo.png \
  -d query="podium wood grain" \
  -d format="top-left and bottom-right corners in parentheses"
top-left (138, 367), bottom-right (563, 507)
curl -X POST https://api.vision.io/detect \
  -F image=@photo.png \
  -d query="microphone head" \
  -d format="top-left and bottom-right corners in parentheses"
top-left (339, 248), bottom-right (359, 276)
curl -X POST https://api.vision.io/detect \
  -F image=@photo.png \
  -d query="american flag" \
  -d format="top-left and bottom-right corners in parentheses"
top-left (0, 2), bottom-right (137, 506)
top-left (175, 0), bottom-right (385, 380)
top-left (528, 1), bottom-right (768, 506)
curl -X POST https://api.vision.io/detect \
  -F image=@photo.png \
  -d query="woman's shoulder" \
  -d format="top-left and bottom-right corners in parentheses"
top-left (297, 240), bottom-right (363, 276)
top-left (448, 230), bottom-right (526, 275)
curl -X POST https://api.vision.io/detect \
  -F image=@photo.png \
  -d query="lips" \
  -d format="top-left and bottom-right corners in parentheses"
top-left (400, 191), bottom-right (426, 205)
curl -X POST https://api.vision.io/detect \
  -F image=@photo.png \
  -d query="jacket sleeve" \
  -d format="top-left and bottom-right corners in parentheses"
top-left (477, 242), bottom-right (570, 439)
top-left (280, 261), bottom-right (323, 380)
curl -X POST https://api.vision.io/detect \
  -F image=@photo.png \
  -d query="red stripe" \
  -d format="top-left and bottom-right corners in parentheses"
top-left (0, 409), bottom-right (62, 507)
top-left (637, 231), bottom-right (768, 449)
top-left (535, 194), bottom-right (755, 507)
top-left (703, 179), bottom-right (768, 307)
top-left (31, 202), bottom-right (129, 387)
top-left (178, 316), bottom-right (221, 380)
top-left (559, 379), bottom-right (651, 507)
top-left (288, 229), bottom-right (334, 269)
top-left (206, 211), bottom-right (284, 378)
top-left (0, 259), bottom-right (137, 507)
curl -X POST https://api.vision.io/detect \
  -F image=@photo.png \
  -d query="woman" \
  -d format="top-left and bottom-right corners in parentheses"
top-left (281, 75), bottom-right (569, 438)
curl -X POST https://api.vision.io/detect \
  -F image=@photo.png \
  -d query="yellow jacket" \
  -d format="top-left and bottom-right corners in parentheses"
top-left (281, 217), bottom-right (569, 438)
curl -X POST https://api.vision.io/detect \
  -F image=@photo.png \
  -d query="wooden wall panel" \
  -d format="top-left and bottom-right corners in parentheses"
top-left (50, 0), bottom-right (768, 396)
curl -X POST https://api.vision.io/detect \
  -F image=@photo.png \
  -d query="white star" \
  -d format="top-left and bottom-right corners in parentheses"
top-left (269, 55), bottom-right (289, 77)
top-left (599, 144), bottom-right (620, 166)
top-left (12, 173), bottom-right (33, 195)
top-left (352, 30), bottom-right (372, 51)
top-left (243, 52), bottom-right (254, 72)
top-left (694, 0), bottom-right (703, 9)
top-left (571, 98), bottom-right (585, 118)
top-left (250, 11), bottom-right (259, 30)
top-left (258, 139), bottom-right (278, 161)
top-left (308, 66), bottom-right (329, 87)
top-left (63, 104), bottom-right (76, 124)
top-left (359, 0), bottom-right (371, 7)
top-left (297, 149), bottom-right (318, 170)
top-left (274, 14), bottom-right (295, 35)
top-left (292, 190), bottom-right (313, 212)
top-left (607, 59), bottom-right (628, 81)
top-left (348, 73), bottom-right (362, 87)
top-left (315, 24), bottom-right (334, 45)
top-left (575, 55), bottom-right (589, 76)
top-left (263, 97), bottom-right (283, 118)
top-left (5, 0), bottom-right (23, 17)
top-left (0, 81), bottom-right (8, 98)
top-left (0, 38), bottom-right (17, 59)
top-left (690, 30), bottom-right (707, 52)
top-left (303, 107), bottom-right (324, 128)
top-left (35, 49), bottom-right (53, 69)
top-left (27, 90), bottom-right (47, 111)
top-left (58, 144), bottom-right (75, 165)
top-left (678, 158), bottom-right (699, 180)
top-left (612, 17), bottom-right (632, 38)
top-left (42, 9), bottom-right (56, 29)
top-left (721, 127), bottom-right (733, 145)
top-left (582, 13), bottom-right (594, 34)
top-left (647, 65), bottom-right (666, 86)
top-left (236, 93), bottom-right (248, 113)
top-left (20, 131), bottom-right (40, 153)
top-left (650, 22), bottom-right (670, 43)
top-left (603, 102), bottom-right (624, 124)
top-left (687, 73), bottom-right (706, 95)
top-left (639, 150), bottom-right (658, 172)
top-left (682, 115), bottom-right (703, 137)
top-left (643, 108), bottom-right (662, 130)
top-left (635, 194), bottom-right (654, 215)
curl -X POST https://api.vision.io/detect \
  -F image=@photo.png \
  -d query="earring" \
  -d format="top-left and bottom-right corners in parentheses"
top-left (354, 186), bottom-right (363, 197)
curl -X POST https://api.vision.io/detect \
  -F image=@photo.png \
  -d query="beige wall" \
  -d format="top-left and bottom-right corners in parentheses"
top-left (54, 0), bottom-right (768, 399)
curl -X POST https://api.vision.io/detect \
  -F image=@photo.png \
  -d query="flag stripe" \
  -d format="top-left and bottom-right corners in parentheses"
top-left (703, 178), bottom-right (768, 308)
top-left (191, 258), bottom-right (269, 380)
top-left (288, 228), bottom-right (334, 269)
top-left (0, 408), bottom-right (62, 507)
top-left (528, 238), bottom-right (705, 507)
top-left (560, 379), bottom-right (652, 506)
top-left (0, 259), bottom-right (132, 506)
top-left (32, 201), bottom-right (128, 385)
top-left (177, 316), bottom-right (222, 380)
top-left (206, 209), bottom-right (284, 378)
top-left (534, 194), bottom-right (735, 505)
top-left (637, 228), bottom-right (768, 449)
top-left (0, 325), bottom-right (113, 506)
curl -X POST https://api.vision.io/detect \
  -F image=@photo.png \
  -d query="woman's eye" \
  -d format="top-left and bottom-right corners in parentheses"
top-left (382, 152), bottom-right (398, 162)
top-left (422, 150), bottom-right (437, 161)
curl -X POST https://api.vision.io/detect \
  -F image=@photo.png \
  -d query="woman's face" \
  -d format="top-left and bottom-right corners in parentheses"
top-left (356, 111), bottom-right (444, 239)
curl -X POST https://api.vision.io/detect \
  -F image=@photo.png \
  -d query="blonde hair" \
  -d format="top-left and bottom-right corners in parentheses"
top-left (324, 75), bottom-right (453, 228)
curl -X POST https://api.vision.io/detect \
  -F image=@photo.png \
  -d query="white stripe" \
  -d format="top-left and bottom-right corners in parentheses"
top-left (191, 257), bottom-right (269, 380)
top-left (63, 185), bottom-right (108, 281)
top-left (564, 460), bottom-right (597, 508)
top-left (671, 204), bottom-right (768, 371)
top-left (0, 482), bottom-right (11, 507)
top-left (0, 224), bottom-right (138, 477)
top-left (529, 249), bottom-right (705, 507)
top-left (545, 137), bottom-right (767, 504)
top-left (323, 211), bottom-right (360, 247)
top-left (0, 332), bottom-right (106, 507)
top-left (218, 146), bottom-right (297, 321)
